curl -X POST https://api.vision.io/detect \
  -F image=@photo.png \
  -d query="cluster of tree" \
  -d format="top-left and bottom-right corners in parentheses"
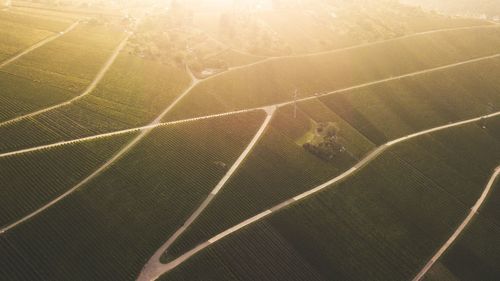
top-left (303, 122), bottom-right (346, 161)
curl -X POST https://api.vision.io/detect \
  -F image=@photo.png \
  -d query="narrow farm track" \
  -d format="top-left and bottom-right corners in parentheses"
top-left (412, 166), bottom-right (500, 281)
top-left (0, 31), bottom-right (132, 127)
top-left (142, 111), bottom-right (500, 281)
top-left (137, 106), bottom-right (276, 281)
top-left (0, 66), bottom-right (202, 233)
top-left (2, 50), bottom-right (500, 159)
top-left (0, 20), bottom-right (80, 69)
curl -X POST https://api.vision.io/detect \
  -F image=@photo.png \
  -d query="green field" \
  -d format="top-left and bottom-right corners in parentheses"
top-left (0, 22), bottom-right (125, 123)
top-left (0, 111), bottom-right (266, 281)
top-left (1, 24), bottom-right (125, 92)
top-left (320, 57), bottom-right (500, 145)
top-left (164, 104), bottom-right (375, 261)
top-left (0, 3), bottom-right (499, 280)
top-left (0, 132), bottom-right (136, 228)
top-left (162, 26), bottom-right (500, 121)
top-left (160, 117), bottom-right (500, 281)
top-left (0, 10), bottom-right (71, 62)
top-left (423, 119), bottom-right (500, 281)
top-left (0, 53), bottom-right (191, 153)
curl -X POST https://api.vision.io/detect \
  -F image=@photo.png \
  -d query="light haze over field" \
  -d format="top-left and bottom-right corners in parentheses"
top-left (0, 1), bottom-right (499, 281)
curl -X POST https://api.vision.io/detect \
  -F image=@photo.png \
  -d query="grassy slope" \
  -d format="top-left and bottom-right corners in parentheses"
top-left (165, 103), bottom-right (375, 261)
top-left (0, 54), bottom-right (191, 153)
top-left (160, 118), bottom-right (500, 281)
top-left (0, 132), bottom-right (136, 228)
top-left (1, 111), bottom-right (265, 281)
top-left (321, 57), bottom-right (500, 145)
top-left (163, 26), bottom-right (500, 121)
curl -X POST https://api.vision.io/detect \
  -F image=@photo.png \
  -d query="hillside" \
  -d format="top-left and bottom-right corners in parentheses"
top-left (0, 1), bottom-right (498, 281)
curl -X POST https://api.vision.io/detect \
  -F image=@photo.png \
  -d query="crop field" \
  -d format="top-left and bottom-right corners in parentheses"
top-left (1, 24), bottom-right (125, 92)
top-left (163, 26), bottom-right (500, 121)
top-left (320, 57), bottom-right (500, 144)
top-left (164, 104), bottom-right (375, 261)
top-left (1, 2), bottom-right (499, 281)
top-left (0, 132), bottom-right (136, 228)
top-left (160, 118), bottom-right (500, 281)
top-left (0, 53), bottom-right (191, 153)
top-left (0, 22), bottom-right (126, 123)
top-left (0, 111), bottom-right (265, 281)
top-left (423, 170), bottom-right (500, 281)
top-left (0, 10), bottom-right (70, 62)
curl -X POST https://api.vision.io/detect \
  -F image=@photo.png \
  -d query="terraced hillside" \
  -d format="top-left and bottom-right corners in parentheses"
top-left (0, 111), bottom-right (265, 281)
top-left (163, 26), bottom-right (500, 121)
top-left (159, 116), bottom-right (500, 281)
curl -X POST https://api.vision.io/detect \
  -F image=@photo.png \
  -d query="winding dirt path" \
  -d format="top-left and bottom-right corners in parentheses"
top-left (137, 106), bottom-right (276, 281)
top-left (141, 111), bottom-right (500, 281)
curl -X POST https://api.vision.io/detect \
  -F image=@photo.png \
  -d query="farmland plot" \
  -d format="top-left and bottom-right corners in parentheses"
top-left (0, 132), bottom-right (136, 228)
top-left (0, 111), bottom-right (265, 281)
top-left (163, 26), bottom-right (500, 121)
top-left (321, 57), bottom-right (500, 145)
top-left (1, 23), bottom-right (125, 93)
top-left (0, 11), bottom-right (70, 62)
top-left (160, 118), bottom-right (500, 281)
top-left (0, 54), bottom-right (191, 153)
top-left (423, 178), bottom-right (500, 281)
top-left (0, 22), bottom-right (125, 123)
top-left (164, 104), bottom-right (374, 261)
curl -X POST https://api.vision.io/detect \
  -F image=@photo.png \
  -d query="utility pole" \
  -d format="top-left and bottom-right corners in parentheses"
top-left (293, 88), bottom-right (298, 119)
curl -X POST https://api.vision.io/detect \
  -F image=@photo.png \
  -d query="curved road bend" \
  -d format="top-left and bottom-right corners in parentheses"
top-left (137, 106), bottom-right (276, 281)
top-left (141, 111), bottom-right (500, 281)
top-left (0, 64), bottom-right (204, 234)
top-left (0, 20), bottom-right (80, 69)
top-left (412, 166), bottom-right (500, 281)
top-left (2, 51), bottom-right (500, 159)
